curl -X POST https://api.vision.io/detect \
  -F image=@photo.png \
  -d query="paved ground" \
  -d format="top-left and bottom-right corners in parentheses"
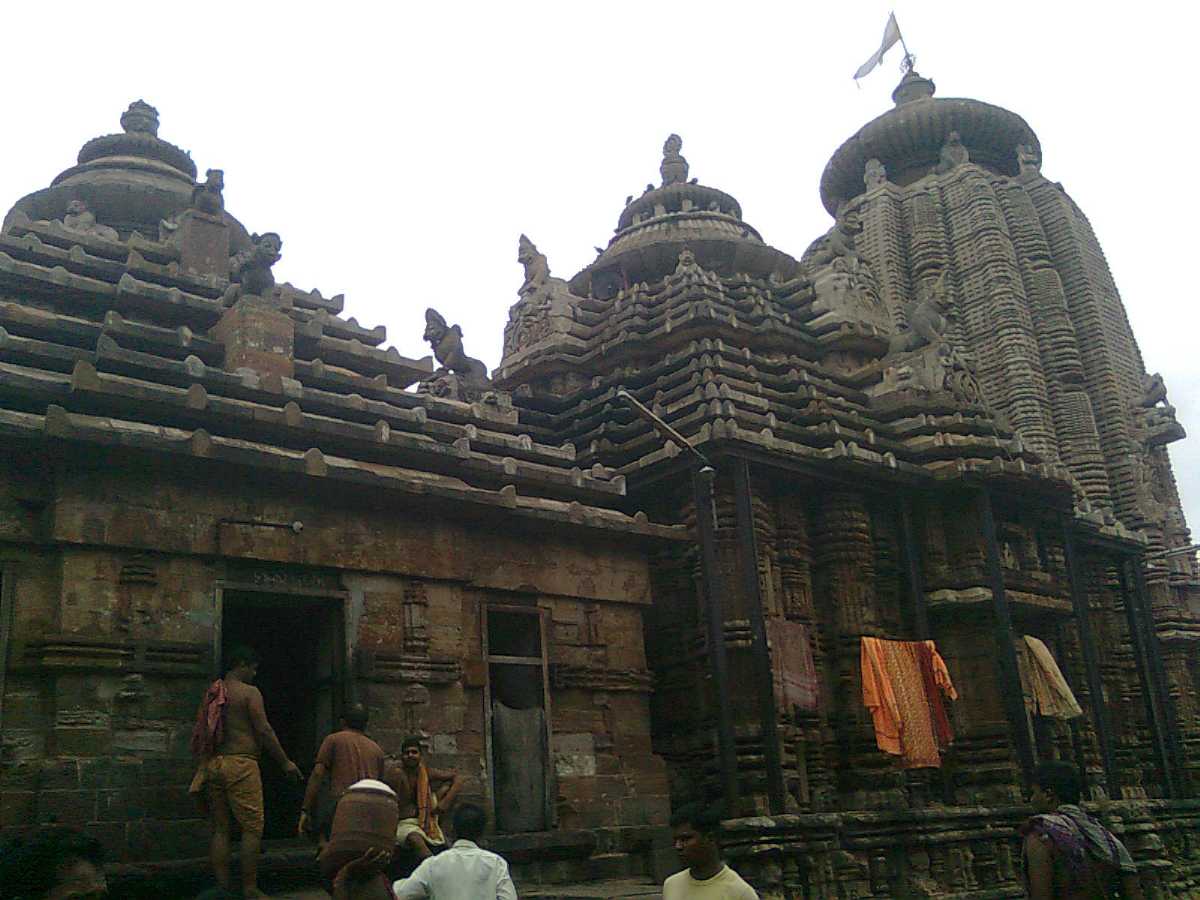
top-left (269, 877), bottom-right (662, 899)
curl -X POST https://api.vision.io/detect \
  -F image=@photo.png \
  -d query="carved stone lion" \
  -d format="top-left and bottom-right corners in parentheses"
top-left (224, 232), bottom-right (282, 302)
top-left (191, 169), bottom-right (225, 215)
top-left (889, 271), bottom-right (955, 354)
top-left (518, 234), bottom-right (549, 297)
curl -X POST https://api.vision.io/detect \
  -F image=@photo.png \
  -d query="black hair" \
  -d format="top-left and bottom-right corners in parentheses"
top-left (452, 803), bottom-right (488, 841)
top-left (401, 735), bottom-right (424, 753)
top-left (0, 826), bottom-right (104, 899)
top-left (225, 645), bottom-right (259, 670)
top-left (344, 703), bottom-right (369, 730)
top-left (669, 800), bottom-right (722, 836)
top-left (1034, 760), bottom-right (1083, 805)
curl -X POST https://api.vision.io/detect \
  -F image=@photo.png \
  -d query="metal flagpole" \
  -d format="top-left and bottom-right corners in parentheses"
top-left (893, 12), bottom-right (915, 72)
top-left (617, 390), bottom-right (740, 814)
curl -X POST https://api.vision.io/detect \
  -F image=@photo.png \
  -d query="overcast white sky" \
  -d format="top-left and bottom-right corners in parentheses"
top-left (2, 2), bottom-right (1197, 533)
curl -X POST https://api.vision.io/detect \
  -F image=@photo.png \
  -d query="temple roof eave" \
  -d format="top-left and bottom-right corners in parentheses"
top-left (0, 405), bottom-right (685, 544)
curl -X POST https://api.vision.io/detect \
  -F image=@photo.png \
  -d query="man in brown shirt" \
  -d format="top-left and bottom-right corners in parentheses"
top-left (299, 702), bottom-right (386, 843)
top-left (191, 645), bottom-right (302, 899)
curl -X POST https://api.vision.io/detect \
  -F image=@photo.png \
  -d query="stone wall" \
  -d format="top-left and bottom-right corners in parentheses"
top-left (0, 446), bottom-right (670, 862)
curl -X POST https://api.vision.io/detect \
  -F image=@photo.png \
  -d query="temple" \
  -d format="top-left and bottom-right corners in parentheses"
top-left (0, 71), bottom-right (1197, 896)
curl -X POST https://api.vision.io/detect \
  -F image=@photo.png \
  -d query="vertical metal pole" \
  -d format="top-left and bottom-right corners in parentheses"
top-left (1117, 560), bottom-right (1175, 799)
top-left (0, 566), bottom-right (14, 735)
top-left (693, 465), bottom-right (740, 814)
top-left (732, 458), bottom-right (785, 815)
top-left (898, 501), bottom-right (929, 640)
top-left (977, 488), bottom-right (1036, 788)
top-left (1060, 518), bottom-right (1118, 795)
top-left (1130, 558), bottom-right (1186, 796)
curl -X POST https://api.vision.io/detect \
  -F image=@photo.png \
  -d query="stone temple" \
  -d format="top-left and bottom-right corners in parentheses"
top-left (0, 71), bottom-right (1198, 896)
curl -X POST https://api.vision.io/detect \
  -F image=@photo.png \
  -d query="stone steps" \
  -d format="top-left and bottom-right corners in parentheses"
top-left (516, 877), bottom-right (662, 899)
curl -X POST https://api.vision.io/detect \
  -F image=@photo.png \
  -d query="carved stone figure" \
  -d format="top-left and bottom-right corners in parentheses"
top-left (504, 235), bottom-right (577, 359)
top-left (1131, 372), bottom-right (1186, 448)
top-left (61, 200), bottom-right (119, 241)
top-left (660, 134), bottom-right (689, 187)
top-left (191, 169), bottom-right (225, 215)
top-left (807, 206), bottom-right (861, 270)
top-left (518, 234), bottom-right (550, 297)
top-left (1015, 143), bottom-right (1041, 177)
top-left (935, 131), bottom-right (969, 174)
top-left (225, 232), bottom-right (282, 301)
top-left (423, 309), bottom-right (488, 382)
top-left (1140, 372), bottom-right (1168, 408)
top-left (864, 158), bottom-right (888, 190)
top-left (419, 308), bottom-right (491, 401)
top-left (888, 271), bottom-right (955, 353)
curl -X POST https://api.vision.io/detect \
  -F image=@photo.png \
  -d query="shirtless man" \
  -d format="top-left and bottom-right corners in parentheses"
top-left (385, 735), bottom-right (462, 860)
top-left (192, 645), bottom-right (302, 898)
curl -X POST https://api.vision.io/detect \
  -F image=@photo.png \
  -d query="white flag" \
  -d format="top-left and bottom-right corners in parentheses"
top-left (854, 13), bottom-right (902, 80)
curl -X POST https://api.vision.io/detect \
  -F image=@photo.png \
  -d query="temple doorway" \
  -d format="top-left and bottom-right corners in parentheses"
top-left (218, 589), bottom-right (346, 840)
top-left (483, 605), bottom-right (553, 833)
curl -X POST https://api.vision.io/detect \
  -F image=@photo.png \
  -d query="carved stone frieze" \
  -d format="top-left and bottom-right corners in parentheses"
top-left (550, 664), bottom-right (653, 692)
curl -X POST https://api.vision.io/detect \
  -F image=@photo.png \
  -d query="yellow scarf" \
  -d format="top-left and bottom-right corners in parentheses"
top-left (415, 764), bottom-right (445, 843)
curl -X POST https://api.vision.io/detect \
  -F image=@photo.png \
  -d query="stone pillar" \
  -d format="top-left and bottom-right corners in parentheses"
top-left (776, 497), bottom-right (832, 808)
top-left (812, 491), bottom-right (903, 808)
top-left (174, 210), bottom-right (230, 280)
top-left (209, 294), bottom-right (295, 379)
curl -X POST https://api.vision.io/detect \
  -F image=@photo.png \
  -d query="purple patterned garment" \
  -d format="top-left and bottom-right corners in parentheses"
top-left (1021, 812), bottom-right (1092, 892)
top-left (1021, 805), bottom-right (1134, 896)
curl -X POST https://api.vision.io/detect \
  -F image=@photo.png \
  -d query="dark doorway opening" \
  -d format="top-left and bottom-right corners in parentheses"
top-left (220, 590), bottom-right (345, 840)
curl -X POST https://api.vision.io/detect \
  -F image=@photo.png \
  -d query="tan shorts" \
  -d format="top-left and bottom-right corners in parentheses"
top-left (191, 755), bottom-right (265, 836)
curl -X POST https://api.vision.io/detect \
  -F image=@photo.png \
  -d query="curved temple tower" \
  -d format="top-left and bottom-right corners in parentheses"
top-left (497, 71), bottom-right (1199, 894)
top-left (0, 76), bottom-right (1197, 896)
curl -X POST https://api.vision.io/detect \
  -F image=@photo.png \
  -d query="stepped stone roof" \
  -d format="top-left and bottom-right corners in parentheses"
top-left (0, 104), bottom-right (682, 545)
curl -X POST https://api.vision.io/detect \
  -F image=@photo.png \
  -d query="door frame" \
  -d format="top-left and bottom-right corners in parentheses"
top-left (212, 582), bottom-right (351, 727)
top-left (481, 601), bottom-right (554, 832)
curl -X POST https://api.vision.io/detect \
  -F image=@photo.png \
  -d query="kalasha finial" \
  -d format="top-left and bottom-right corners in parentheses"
top-left (891, 69), bottom-right (935, 106)
top-left (120, 100), bottom-right (160, 136)
top-left (660, 134), bottom-right (689, 187)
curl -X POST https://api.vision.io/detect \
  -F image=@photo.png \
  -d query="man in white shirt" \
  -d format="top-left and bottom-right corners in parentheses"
top-left (662, 801), bottom-right (758, 899)
top-left (393, 802), bottom-right (518, 900)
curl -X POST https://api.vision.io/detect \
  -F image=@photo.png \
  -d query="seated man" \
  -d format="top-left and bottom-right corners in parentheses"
top-left (385, 735), bottom-right (462, 861)
top-left (0, 826), bottom-right (108, 898)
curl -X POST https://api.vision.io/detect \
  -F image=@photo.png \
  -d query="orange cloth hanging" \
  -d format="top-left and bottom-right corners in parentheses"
top-left (861, 637), bottom-right (958, 769)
